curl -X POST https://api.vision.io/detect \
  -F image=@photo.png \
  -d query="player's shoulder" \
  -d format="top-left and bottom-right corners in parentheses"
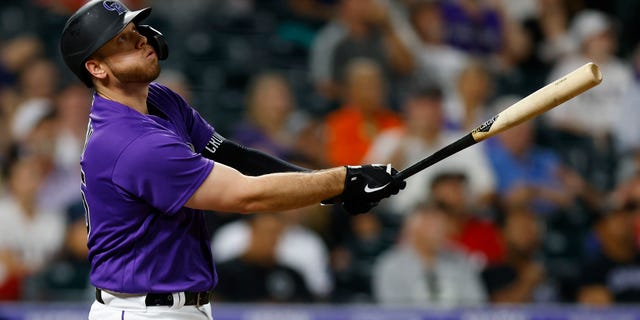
top-left (103, 128), bottom-right (191, 173)
top-left (147, 82), bottom-right (196, 120)
top-left (88, 114), bottom-right (176, 157)
top-left (148, 82), bottom-right (173, 95)
top-left (148, 82), bottom-right (182, 101)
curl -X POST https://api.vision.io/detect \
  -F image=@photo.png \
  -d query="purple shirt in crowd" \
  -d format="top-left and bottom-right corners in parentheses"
top-left (441, 1), bottom-right (502, 55)
top-left (80, 82), bottom-right (217, 293)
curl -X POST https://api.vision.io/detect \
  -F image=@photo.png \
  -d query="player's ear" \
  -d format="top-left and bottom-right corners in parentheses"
top-left (85, 58), bottom-right (108, 82)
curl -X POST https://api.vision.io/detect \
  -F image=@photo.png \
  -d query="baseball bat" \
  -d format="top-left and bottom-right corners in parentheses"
top-left (394, 62), bottom-right (603, 181)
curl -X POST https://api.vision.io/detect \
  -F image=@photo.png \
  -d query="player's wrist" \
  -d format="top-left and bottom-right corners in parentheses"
top-left (319, 166), bottom-right (348, 206)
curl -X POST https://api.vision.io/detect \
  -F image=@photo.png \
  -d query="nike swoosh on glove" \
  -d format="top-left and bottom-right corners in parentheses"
top-left (338, 164), bottom-right (406, 215)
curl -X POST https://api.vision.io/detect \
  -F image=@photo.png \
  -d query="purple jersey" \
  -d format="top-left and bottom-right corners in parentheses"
top-left (81, 83), bottom-right (217, 293)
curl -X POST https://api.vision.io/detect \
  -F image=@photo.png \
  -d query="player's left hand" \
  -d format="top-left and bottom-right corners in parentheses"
top-left (339, 164), bottom-right (406, 215)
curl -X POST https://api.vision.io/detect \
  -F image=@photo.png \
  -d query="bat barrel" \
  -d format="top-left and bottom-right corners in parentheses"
top-left (471, 62), bottom-right (602, 142)
top-left (393, 62), bottom-right (603, 182)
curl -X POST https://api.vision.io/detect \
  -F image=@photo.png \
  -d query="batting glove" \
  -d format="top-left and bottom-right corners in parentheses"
top-left (339, 164), bottom-right (406, 215)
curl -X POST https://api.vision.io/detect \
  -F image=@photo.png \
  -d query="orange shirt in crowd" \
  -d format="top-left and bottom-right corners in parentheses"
top-left (325, 105), bottom-right (402, 166)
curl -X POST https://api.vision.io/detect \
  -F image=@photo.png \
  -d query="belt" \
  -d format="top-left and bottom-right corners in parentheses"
top-left (96, 288), bottom-right (211, 307)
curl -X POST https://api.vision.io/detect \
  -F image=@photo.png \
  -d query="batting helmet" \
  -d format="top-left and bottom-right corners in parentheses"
top-left (60, 0), bottom-right (168, 87)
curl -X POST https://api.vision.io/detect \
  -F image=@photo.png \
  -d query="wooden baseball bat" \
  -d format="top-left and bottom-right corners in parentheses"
top-left (394, 62), bottom-right (603, 181)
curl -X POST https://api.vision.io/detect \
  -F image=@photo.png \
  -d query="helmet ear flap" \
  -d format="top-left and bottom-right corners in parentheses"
top-left (137, 25), bottom-right (168, 60)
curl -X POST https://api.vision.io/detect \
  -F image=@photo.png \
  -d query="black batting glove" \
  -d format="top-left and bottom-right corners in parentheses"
top-left (339, 164), bottom-right (406, 215)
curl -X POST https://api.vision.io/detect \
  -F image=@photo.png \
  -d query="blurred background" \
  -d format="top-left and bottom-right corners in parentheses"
top-left (1, 0), bottom-right (640, 318)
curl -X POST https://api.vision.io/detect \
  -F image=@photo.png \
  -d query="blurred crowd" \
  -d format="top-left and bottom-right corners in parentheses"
top-left (1, 0), bottom-right (640, 307)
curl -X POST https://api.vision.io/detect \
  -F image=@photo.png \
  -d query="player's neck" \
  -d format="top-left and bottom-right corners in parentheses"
top-left (96, 83), bottom-right (150, 114)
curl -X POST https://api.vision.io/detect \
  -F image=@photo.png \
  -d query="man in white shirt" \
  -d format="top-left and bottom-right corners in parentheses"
top-left (372, 202), bottom-right (487, 306)
top-left (366, 85), bottom-right (495, 215)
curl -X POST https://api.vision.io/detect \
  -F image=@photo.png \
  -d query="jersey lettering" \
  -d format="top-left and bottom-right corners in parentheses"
top-left (204, 132), bottom-right (225, 154)
top-left (81, 119), bottom-right (94, 235)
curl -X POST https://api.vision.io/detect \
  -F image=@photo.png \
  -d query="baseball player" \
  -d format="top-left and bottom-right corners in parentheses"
top-left (59, 1), bottom-right (405, 319)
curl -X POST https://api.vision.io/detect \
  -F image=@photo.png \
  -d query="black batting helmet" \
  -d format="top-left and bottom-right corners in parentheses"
top-left (60, 0), bottom-right (167, 87)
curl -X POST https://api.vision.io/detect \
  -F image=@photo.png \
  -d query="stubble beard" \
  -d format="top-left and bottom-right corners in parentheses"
top-left (108, 60), bottom-right (161, 84)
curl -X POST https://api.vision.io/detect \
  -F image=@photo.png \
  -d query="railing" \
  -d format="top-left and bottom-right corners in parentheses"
top-left (2, 303), bottom-right (640, 320)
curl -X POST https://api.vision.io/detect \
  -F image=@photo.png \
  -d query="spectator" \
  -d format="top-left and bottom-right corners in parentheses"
top-left (365, 84), bottom-right (495, 215)
top-left (31, 0), bottom-right (84, 14)
top-left (156, 69), bottom-right (193, 104)
top-left (485, 114), bottom-right (596, 216)
top-left (490, 20), bottom-right (545, 99)
top-left (607, 174), bottom-right (640, 255)
top-left (52, 83), bottom-right (91, 171)
top-left (10, 58), bottom-right (59, 143)
top-left (482, 207), bottom-right (551, 303)
top-left (19, 110), bottom-right (80, 212)
top-left (502, 0), bottom-right (537, 22)
top-left (612, 0), bottom-right (640, 57)
top-left (329, 0), bottom-right (414, 86)
top-left (332, 213), bottom-right (395, 303)
top-left (443, 60), bottom-right (493, 131)
top-left (546, 10), bottom-right (631, 138)
top-left (440, 0), bottom-right (504, 56)
top-left (614, 45), bottom-right (640, 180)
top-left (213, 213), bottom-right (314, 303)
top-left (528, 0), bottom-right (575, 65)
top-left (309, 0), bottom-right (413, 100)
top-left (544, 10), bottom-right (632, 189)
top-left (407, 0), bottom-right (470, 94)
top-left (324, 58), bottom-right (401, 166)
top-left (212, 208), bottom-right (332, 301)
top-left (231, 72), bottom-right (307, 162)
top-left (430, 172), bottom-right (504, 268)
top-left (280, 0), bottom-right (336, 24)
top-left (372, 202), bottom-right (487, 306)
top-left (577, 201), bottom-right (640, 305)
top-left (0, 35), bottom-right (44, 90)
top-left (0, 155), bottom-right (66, 300)
top-left (22, 202), bottom-right (91, 301)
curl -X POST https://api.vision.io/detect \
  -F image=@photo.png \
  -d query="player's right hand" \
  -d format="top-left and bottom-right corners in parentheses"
top-left (339, 164), bottom-right (406, 215)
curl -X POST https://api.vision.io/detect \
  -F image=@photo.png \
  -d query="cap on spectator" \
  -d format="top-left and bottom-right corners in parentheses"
top-left (11, 99), bottom-right (52, 141)
top-left (570, 10), bottom-right (611, 45)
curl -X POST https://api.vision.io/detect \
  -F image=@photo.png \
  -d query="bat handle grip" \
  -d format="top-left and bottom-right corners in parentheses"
top-left (393, 165), bottom-right (418, 182)
top-left (393, 133), bottom-right (477, 182)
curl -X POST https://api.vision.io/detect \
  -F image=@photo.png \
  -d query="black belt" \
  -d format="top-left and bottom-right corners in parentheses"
top-left (96, 288), bottom-right (211, 307)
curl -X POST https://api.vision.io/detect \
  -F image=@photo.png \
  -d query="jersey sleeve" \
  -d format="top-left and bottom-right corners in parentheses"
top-left (184, 104), bottom-right (215, 153)
top-left (170, 89), bottom-right (215, 153)
top-left (112, 131), bottom-right (214, 214)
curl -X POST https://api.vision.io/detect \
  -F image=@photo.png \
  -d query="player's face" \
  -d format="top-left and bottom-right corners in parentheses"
top-left (93, 23), bottom-right (160, 84)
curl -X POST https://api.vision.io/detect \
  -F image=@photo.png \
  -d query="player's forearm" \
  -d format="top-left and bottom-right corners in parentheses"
top-left (188, 161), bottom-right (403, 215)
top-left (185, 163), bottom-right (345, 213)
top-left (237, 167), bottom-right (345, 213)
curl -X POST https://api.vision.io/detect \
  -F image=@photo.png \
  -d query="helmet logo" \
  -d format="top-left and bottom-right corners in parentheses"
top-left (103, 1), bottom-right (126, 15)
